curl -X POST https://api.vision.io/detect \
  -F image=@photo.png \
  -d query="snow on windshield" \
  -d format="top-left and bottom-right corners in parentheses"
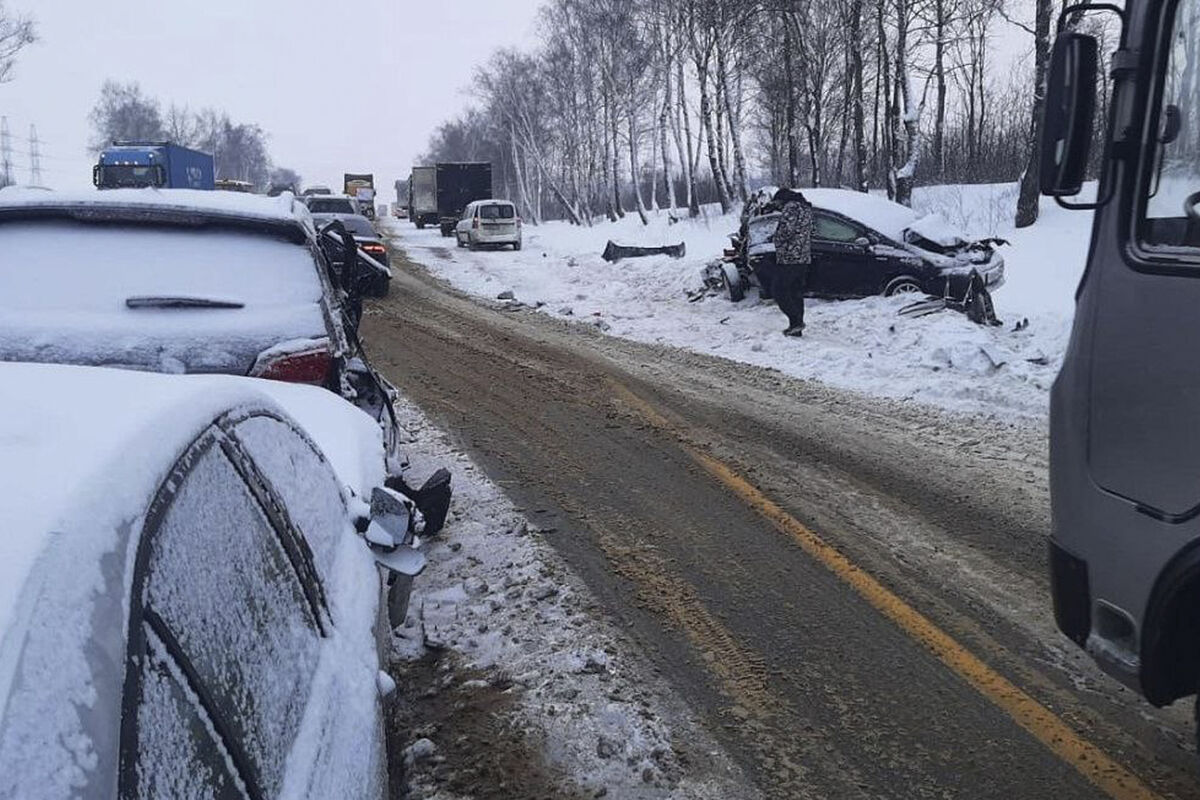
top-left (0, 220), bottom-right (326, 374)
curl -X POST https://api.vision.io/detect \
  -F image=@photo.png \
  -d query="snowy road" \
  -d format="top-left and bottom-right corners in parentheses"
top-left (364, 243), bottom-right (1198, 799)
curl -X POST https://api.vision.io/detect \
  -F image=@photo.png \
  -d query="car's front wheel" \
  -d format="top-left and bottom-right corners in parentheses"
top-left (884, 275), bottom-right (925, 297)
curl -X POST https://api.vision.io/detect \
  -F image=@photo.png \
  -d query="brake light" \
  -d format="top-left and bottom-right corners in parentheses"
top-left (250, 341), bottom-right (332, 385)
top-left (472, 218), bottom-right (479, 230)
top-left (517, 216), bottom-right (523, 227)
top-left (362, 243), bottom-right (386, 257)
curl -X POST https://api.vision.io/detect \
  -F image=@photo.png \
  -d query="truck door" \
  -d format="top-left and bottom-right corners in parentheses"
top-left (1080, 0), bottom-right (1200, 522)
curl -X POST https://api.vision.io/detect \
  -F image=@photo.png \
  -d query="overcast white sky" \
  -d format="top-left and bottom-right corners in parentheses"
top-left (0, 0), bottom-right (542, 193)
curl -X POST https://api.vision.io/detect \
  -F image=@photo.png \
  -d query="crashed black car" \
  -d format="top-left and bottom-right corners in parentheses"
top-left (708, 187), bottom-right (1006, 302)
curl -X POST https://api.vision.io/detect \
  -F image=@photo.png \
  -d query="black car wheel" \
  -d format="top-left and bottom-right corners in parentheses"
top-left (884, 275), bottom-right (925, 297)
top-left (721, 262), bottom-right (745, 302)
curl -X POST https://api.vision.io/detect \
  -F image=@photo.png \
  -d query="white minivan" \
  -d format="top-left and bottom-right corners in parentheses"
top-left (455, 199), bottom-right (522, 251)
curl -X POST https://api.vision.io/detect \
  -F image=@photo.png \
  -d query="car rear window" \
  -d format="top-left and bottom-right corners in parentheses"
top-left (0, 220), bottom-right (322, 312)
top-left (480, 204), bottom-right (515, 220)
top-left (307, 198), bottom-right (355, 214)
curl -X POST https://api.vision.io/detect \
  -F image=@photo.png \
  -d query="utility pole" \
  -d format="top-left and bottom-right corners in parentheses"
top-left (0, 117), bottom-right (12, 188)
top-left (28, 124), bottom-right (41, 186)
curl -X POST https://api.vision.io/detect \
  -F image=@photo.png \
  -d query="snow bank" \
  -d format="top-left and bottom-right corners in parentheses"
top-left (385, 183), bottom-right (1091, 422)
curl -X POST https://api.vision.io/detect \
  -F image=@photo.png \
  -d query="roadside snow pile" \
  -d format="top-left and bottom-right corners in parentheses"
top-left (387, 400), bottom-right (755, 800)
top-left (384, 184), bottom-right (1089, 422)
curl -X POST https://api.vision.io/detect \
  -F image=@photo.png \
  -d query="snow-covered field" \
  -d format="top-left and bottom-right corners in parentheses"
top-left (383, 183), bottom-right (1090, 422)
top-left (389, 400), bottom-right (755, 799)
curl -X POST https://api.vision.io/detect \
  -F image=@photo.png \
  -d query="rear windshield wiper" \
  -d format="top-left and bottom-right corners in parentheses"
top-left (125, 296), bottom-right (245, 309)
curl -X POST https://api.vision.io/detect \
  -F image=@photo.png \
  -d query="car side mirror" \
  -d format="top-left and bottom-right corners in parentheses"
top-left (364, 486), bottom-right (426, 630)
top-left (854, 236), bottom-right (871, 247)
top-left (1040, 32), bottom-right (1098, 197)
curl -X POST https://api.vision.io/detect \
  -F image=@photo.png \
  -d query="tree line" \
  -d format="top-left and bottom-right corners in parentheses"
top-left (88, 80), bottom-right (299, 192)
top-left (422, 0), bottom-right (1088, 229)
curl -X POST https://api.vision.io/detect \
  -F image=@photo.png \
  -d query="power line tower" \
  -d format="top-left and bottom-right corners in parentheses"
top-left (0, 117), bottom-right (12, 188)
top-left (28, 125), bottom-right (41, 186)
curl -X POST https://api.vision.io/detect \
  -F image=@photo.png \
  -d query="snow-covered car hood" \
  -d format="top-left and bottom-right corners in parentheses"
top-left (0, 363), bottom-right (384, 799)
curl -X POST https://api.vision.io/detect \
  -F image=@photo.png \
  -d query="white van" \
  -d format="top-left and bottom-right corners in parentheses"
top-left (455, 199), bottom-right (522, 251)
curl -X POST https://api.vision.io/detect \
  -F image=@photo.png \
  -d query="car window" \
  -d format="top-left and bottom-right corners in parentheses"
top-left (814, 213), bottom-right (862, 243)
top-left (480, 204), bottom-right (515, 220)
top-left (140, 439), bottom-right (322, 796)
top-left (338, 216), bottom-right (376, 237)
top-left (0, 221), bottom-right (322, 313)
top-left (462, 205), bottom-right (473, 221)
top-left (307, 198), bottom-right (354, 214)
top-left (131, 626), bottom-right (246, 800)
top-left (232, 415), bottom-right (348, 583)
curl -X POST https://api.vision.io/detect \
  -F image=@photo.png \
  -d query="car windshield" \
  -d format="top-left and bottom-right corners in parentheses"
top-left (479, 204), bottom-right (514, 220)
top-left (307, 198), bottom-right (355, 214)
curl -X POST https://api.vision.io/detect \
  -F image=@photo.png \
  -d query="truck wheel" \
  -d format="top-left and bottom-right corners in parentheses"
top-left (721, 262), bottom-right (745, 302)
top-left (416, 220), bottom-right (425, 230)
top-left (513, 240), bottom-right (522, 251)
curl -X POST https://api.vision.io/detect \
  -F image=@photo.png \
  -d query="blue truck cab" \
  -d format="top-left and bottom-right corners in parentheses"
top-left (93, 141), bottom-right (215, 190)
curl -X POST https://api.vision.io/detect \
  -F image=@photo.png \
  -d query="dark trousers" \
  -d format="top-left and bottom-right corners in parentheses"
top-left (773, 262), bottom-right (809, 329)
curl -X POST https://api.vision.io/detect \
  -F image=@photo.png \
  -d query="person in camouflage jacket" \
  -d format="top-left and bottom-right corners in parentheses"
top-left (771, 188), bottom-right (813, 336)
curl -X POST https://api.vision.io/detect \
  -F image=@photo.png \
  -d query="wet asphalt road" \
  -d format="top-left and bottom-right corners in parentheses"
top-left (363, 243), bottom-right (1200, 800)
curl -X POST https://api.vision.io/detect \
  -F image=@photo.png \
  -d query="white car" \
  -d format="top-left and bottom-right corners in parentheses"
top-left (0, 362), bottom-right (425, 799)
top-left (454, 199), bottom-right (522, 251)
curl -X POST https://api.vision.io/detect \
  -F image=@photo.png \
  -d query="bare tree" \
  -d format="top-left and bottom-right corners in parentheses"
top-left (0, 1), bottom-right (34, 84)
top-left (88, 81), bottom-right (166, 152)
top-left (1015, 0), bottom-right (1053, 227)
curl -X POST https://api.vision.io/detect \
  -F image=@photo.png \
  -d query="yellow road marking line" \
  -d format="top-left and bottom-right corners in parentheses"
top-left (611, 381), bottom-right (1161, 800)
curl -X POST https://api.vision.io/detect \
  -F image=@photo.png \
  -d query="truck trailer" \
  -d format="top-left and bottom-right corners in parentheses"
top-left (435, 162), bottom-right (493, 237)
top-left (344, 173), bottom-right (376, 219)
top-left (409, 166), bottom-right (438, 229)
top-left (93, 142), bottom-right (215, 190)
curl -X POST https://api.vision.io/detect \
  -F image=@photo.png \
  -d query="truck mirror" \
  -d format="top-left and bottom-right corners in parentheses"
top-left (1040, 32), bottom-right (1099, 197)
top-left (92, 165), bottom-right (101, 188)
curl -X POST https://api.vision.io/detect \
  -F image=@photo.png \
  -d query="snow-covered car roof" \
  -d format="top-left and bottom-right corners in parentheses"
top-left (0, 362), bottom-right (384, 796)
top-left (0, 186), bottom-right (312, 229)
top-left (802, 188), bottom-right (919, 242)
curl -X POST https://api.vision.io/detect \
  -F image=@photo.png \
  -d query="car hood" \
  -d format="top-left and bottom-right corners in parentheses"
top-left (901, 213), bottom-right (1007, 269)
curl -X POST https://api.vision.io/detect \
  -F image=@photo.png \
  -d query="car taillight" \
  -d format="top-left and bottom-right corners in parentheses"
top-left (517, 216), bottom-right (523, 227)
top-left (250, 341), bottom-right (332, 385)
top-left (362, 243), bottom-right (386, 257)
top-left (472, 218), bottom-right (479, 230)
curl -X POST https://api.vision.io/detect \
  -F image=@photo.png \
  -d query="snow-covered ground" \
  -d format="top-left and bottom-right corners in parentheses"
top-left (383, 183), bottom-right (1090, 422)
top-left (389, 399), bottom-right (756, 799)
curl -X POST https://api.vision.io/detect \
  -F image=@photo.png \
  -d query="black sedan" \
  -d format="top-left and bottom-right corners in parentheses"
top-left (714, 188), bottom-right (1005, 302)
top-left (311, 212), bottom-right (393, 297)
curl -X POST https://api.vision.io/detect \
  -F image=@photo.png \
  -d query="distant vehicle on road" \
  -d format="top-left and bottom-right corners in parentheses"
top-left (93, 141), bottom-right (215, 190)
top-left (455, 199), bottom-right (522, 251)
top-left (304, 193), bottom-right (362, 216)
top-left (409, 166), bottom-right (437, 229)
top-left (303, 184), bottom-right (332, 196)
top-left (712, 188), bottom-right (1005, 302)
top-left (215, 178), bottom-right (255, 193)
top-left (394, 204), bottom-right (409, 219)
top-left (436, 162), bottom-right (492, 237)
top-left (345, 173), bottom-right (376, 220)
top-left (0, 361), bottom-right (423, 800)
top-left (311, 212), bottom-right (393, 297)
top-left (0, 188), bottom-right (400, 459)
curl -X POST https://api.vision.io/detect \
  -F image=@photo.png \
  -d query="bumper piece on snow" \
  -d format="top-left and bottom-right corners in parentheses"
top-left (602, 240), bottom-right (686, 262)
